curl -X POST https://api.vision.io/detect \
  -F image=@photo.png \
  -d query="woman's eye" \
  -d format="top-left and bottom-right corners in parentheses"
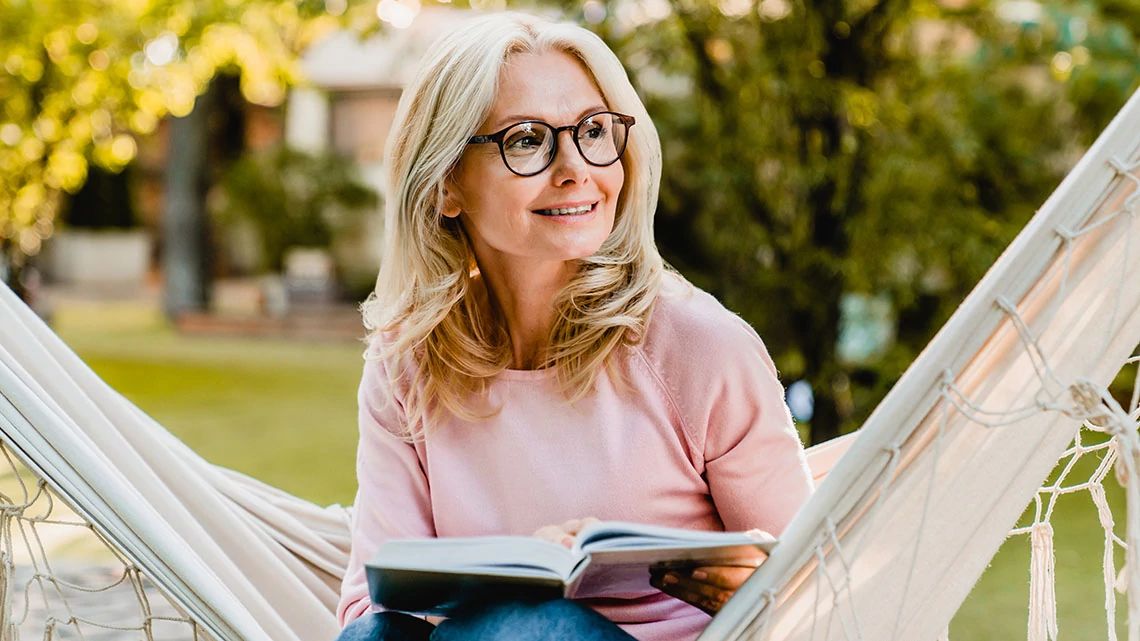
top-left (582, 125), bottom-right (608, 140)
top-left (506, 134), bottom-right (544, 150)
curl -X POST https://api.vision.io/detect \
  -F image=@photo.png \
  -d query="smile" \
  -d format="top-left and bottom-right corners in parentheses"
top-left (533, 202), bottom-right (597, 216)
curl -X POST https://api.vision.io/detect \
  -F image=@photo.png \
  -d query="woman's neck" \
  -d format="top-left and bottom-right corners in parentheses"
top-left (474, 256), bottom-right (576, 370)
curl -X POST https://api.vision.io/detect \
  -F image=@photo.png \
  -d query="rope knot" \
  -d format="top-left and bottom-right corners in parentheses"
top-left (1070, 380), bottom-right (1111, 422)
top-left (995, 296), bottom-right (1016, 315)
top-left (1068, 379), bottom-right (1134, 436)
top-left (1109, 156), bottom-right (1131, 174)
top-left (1054, 224), bottom-right (1077, 242)
top-left (884, 442), bottom-right (902, 461)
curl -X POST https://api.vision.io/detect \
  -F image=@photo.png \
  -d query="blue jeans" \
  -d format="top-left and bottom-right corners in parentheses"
top-left (335, 600), bottom-right (637, 641)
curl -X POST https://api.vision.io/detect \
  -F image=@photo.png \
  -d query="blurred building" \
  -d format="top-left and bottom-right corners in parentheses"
top-left (42, 79), bottom-right (283, 296)
top-left (42, 7), bottom-right (469, 316)
top-left (284, 7), bottom-right (471, 283)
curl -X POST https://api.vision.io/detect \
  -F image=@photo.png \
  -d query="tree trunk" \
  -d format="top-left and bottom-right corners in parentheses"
top-left (1, 243), bottom-right (18, 297)
top-left (162, 85), bottom-right (214, 319)
top-left (0, 241), bottom-right (31, 304)
top-left (808, 381), bottom-right (843, 446)
top-left (796, 292), bottom-right (845, 445)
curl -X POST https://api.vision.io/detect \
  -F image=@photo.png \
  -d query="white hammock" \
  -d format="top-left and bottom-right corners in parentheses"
top-left (0, 285), bottom-right (352, 641)
top-left (0, 86), bottom-right (1137, 640)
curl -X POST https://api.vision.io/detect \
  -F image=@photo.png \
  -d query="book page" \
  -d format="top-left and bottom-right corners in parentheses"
top-left (575, 521), bottom-right (776, 554)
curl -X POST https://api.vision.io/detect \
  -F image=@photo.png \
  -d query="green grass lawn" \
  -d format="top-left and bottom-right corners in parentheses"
top-left (49, 298), bottom-right (1132, 639)
top-left (953, 445), bottom-right (1128, 640)
top-left (53, 299), bottom-right (365, 508)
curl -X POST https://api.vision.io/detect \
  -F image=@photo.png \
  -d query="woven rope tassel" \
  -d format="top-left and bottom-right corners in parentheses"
top-left (1073, 379), bottom-right (1140, 641)
top-left (1028, 522), bottom-right (1058, 641)
top-left (1113, 429), bottom-right (1140, 641)
top-left (1090, 483), bottom-right (1120, 641)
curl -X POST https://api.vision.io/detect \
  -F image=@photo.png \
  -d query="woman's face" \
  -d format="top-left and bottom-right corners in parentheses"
top-left (445, 49), bottom-right (625, 275)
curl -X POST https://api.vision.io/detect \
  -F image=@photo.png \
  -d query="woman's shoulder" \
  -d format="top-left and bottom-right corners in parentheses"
top-left (360, 330), bottom-right (420, 404)
top-left (637, 271), bottom-right (774, 373)
top-left (631, 272), bottom-right (784, 448)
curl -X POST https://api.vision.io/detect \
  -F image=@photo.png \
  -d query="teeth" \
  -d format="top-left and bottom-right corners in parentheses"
top-left (537, 204), bottom-right (593, 216)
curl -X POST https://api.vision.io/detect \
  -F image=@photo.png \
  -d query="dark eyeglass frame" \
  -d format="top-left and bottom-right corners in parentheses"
top-left (466, 111), bottom-right (636, 177)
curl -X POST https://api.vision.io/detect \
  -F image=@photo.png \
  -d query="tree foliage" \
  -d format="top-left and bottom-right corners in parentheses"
top-left (548, 0), bottom-right (1140, 441)
top-left (0, 0), bottom-right (353, 264)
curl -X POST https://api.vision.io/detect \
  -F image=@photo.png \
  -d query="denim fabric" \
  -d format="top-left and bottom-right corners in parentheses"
top-left (335, 600), bottom-right (637, 641)
top-left (336, 611), bottom-right (436, 641)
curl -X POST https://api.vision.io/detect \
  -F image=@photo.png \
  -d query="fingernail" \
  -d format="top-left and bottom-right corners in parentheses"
top-left (691, 570), bottom-right (707, 580)
top-left (663, 573), bottom-right (678, 585)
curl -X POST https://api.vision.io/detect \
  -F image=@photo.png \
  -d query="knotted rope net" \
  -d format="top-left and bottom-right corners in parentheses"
top-left (0, 440), bottom-right (210, 640)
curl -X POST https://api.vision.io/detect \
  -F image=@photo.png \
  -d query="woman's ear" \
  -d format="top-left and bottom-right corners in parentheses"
top-left (441, 182), bottom-right (463, 219)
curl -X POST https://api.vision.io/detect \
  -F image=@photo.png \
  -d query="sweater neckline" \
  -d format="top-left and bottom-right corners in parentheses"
top-left (495, 366), bottom-right (558, 381)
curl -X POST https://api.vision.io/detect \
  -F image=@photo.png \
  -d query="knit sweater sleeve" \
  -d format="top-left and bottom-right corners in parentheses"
top-left (640, 283), bottom-right (814, 536)
top-left (700, 315), bottom-right (813, 534)
top-left (336, 348), bottom-right (436, 627)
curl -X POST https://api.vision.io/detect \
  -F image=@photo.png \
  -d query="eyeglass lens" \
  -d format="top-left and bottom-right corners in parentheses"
top-left (501, 113), bottom-right (629, 176)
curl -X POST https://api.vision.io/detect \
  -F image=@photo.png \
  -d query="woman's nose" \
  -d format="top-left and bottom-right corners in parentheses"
top-left (548, 130), bottom-right (590, 185)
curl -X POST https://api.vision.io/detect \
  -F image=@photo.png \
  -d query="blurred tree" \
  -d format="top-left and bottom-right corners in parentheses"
top-left (163, 83), bottom-right (215, 317)
top-left (0, 0), bottom-right (377, 309)
top-left (543, 0), bottom-right (1139, 442)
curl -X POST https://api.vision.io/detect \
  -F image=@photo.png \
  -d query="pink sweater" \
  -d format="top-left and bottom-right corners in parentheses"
top-left (337, 276), bottom-right (814, 640)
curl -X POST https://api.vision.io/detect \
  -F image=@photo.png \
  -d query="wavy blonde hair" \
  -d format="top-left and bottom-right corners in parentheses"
top-left (361, 11), bottom-right (665, 437)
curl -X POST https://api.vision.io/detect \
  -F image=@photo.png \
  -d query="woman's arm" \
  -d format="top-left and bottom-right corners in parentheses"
top-left (653, 315), bottom-right (814, 612)
top-left (336, 353), bottom-right (436, 627)
top-left (702, 320), bottom-right (814, 533)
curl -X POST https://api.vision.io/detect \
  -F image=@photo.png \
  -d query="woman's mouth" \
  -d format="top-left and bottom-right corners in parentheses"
top-left (532, 202), bottom-right (597, 216)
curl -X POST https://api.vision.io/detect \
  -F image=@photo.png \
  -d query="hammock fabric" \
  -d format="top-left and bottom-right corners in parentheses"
top-left (0, 281), bottom-right (352, 641)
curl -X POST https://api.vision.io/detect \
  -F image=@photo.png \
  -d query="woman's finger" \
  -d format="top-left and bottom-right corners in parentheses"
top-left (532, 524), bottom-right (575, 548)
top-left (650, 572), bottom-right (732, 615)
top-left (560, 516), bottom-right (600, 535)
top-left (534, 516), bottom-right (602, 548)
top-left (685, 565), bottom-right (758, 590)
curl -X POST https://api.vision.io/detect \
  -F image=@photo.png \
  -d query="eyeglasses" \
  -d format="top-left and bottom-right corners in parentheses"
top-left (467, 111), bottom-right (635, 177)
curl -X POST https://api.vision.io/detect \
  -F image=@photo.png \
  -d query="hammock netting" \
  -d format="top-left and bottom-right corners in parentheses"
top-left (1, 88), bottom-right (1138, 641)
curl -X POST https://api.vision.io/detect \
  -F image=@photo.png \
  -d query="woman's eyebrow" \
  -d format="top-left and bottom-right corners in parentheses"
top-left (491, 104), bottom-right (609, 130)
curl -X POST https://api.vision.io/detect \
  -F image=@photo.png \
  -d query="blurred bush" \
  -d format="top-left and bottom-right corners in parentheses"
top-left (211, 145), bottom-right (378, 273)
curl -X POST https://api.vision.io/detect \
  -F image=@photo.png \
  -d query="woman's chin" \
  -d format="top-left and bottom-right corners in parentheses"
top-left (534, 219), bottom-right (614, 261)
top-left (541, 235), bottom-right (612, 264)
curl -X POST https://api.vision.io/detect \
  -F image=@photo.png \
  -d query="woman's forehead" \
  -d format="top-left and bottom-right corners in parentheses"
top-left (484, 50), bottom-right (607, 129)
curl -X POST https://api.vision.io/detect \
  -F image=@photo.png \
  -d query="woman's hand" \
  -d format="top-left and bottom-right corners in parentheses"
top-left (532, 517), bottom-right (601, 549)
top-left (649, 553), bottom-right (766, 615)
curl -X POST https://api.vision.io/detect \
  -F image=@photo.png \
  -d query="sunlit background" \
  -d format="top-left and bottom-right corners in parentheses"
top-left (1, 0), bottom-right (1138, 637)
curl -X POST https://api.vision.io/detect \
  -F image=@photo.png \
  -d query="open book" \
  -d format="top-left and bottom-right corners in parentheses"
top-left (366, 521), bottom-right (775, 615)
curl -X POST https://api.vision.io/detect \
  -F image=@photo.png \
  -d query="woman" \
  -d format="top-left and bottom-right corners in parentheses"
top-left (336, 10), bottom-right (813, 641)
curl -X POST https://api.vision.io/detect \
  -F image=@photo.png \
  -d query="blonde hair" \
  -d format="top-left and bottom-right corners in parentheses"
top-left (361, 11), bottom-right (665, 437)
